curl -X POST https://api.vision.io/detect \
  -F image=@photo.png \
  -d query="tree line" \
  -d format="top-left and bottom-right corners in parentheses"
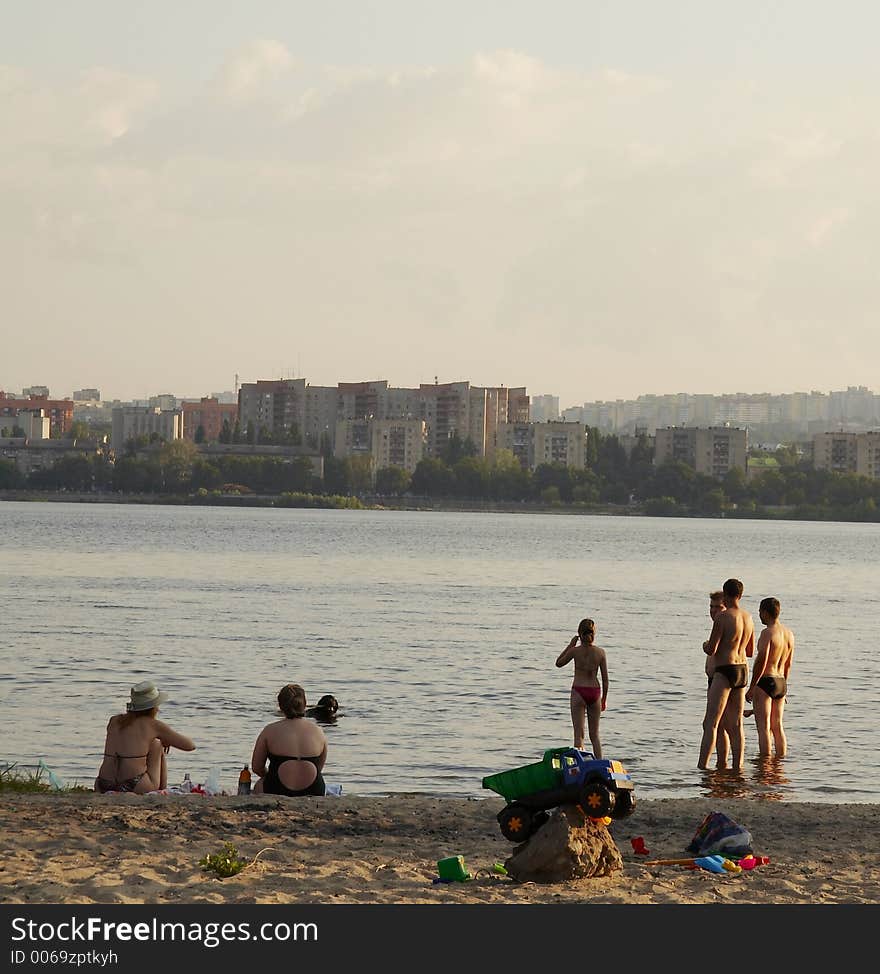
top-left (1, 429), bottom-right (878, 520)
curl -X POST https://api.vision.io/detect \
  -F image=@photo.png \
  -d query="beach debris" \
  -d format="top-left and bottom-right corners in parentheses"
top-left (687, 810), bottom-right (753, 858)
top-left (504, 805), bottom-right (623, 884)
top-left (434, 855), bottom-right (472, 883)
top-left (631, 836), bottom-right (650, 855)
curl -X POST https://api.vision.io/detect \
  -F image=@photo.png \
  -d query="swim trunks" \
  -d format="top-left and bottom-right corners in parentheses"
top-left (571, 686), bottom-right (602, 705)
top-left (713, 664), bottom-right (748, 689)
top-left (756, 675), bottom-right (787, 700)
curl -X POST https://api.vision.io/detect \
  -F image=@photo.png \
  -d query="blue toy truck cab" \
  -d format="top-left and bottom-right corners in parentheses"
top-left (482, 746), bottom-right (636, 842)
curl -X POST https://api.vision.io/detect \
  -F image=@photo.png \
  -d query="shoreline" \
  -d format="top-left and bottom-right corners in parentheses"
top-left (2, 793), bottom-right (878, 904)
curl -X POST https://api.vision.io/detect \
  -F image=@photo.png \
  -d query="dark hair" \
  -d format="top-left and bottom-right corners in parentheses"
top-left (577, 618), bottom-right (595, 643)
top-left (278, 683), bottom-right (307, 718)
top-left (759, 597), bottom-right (781, 620)
top-left (709, 590), bottom-right (724, 602)
top-left (722, 578), bottom-right (744, 599)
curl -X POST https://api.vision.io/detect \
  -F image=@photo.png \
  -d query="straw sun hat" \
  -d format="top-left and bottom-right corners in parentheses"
top-left (126, 680), bottom-right (168, 713)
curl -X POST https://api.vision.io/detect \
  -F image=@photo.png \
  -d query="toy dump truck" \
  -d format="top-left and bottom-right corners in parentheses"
top-left (482, 746), bottom-right (636, 842)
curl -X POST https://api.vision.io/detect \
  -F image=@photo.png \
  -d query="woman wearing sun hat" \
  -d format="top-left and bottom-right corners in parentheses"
top-left (94, 680), bottom-right (196, 794)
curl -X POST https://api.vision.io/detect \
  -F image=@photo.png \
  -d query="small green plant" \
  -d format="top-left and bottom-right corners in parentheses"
top-left (0, 763), bottom-right (90, 794)
top-left (0, 764), bottom-right (53, 793)
top-left (199, 842), bottom-right (249, 879)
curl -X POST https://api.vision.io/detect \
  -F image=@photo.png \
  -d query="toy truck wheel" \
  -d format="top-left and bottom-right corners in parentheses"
top-left (611, 789), bottom-right (636, 819)
top-left (498, 803), bottom-right (533, 842)
top-left (579, 781), bottom-right (615, 819)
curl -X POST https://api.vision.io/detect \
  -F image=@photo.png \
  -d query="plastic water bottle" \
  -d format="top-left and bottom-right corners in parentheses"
top-left (181, 772), bottom-right (192, 793)
top-left (237, 764), bottom-right (252, 795)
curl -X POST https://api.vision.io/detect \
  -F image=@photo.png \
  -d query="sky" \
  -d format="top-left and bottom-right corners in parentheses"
top-left (2, 1), bottom-right (880, 410)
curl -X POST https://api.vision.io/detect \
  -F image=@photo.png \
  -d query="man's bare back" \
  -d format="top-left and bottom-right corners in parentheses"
top-left (706, 605), bottom-right (755, 668)
top-left (753, 620), bottom-right (794, 678)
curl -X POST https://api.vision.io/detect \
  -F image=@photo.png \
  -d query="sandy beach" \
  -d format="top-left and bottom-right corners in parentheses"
top-left (1, 793), bottom-right (878, 905)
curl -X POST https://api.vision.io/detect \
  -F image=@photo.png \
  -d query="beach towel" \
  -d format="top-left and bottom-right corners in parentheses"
top-left (686, 811), bottom-right (753, 858)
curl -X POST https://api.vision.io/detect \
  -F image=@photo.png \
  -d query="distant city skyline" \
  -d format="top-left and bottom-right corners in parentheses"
top-left (5, 3), bottom-right (880, 406)
top-left (1, 376), bottom-right (878, 414)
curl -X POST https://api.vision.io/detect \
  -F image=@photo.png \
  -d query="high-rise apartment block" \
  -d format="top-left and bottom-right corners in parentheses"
top-left (495, 421), bottom-right (587, 470)
top-left (813, 431), bottom-right (880, 478)
top-left (654, 426), bottom-right (748, 478)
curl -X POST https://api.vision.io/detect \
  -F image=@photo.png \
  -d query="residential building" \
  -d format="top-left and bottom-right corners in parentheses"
top-left (111, 406), bottom-right (182, 452)
top-left (495, 421), bottom-right (586, 471)
top-left (370, 418), bottom-right (427, 475)
top-left (654, 426), bottom-right (748, 478)
top-left (181, 398), bottom-right (238, 442)
top-left (812, 432), bottom-right (858, 474)
top-left (0, 393), bottom-right (73, 437)
top-left (530, 395), bottom-right (560, 423)
top-left (237, 379), bottom-right (306, 441)
top-left (856, 432), bottom-right (880, 479)
top-left (73, 388), bottom-right (101, 401)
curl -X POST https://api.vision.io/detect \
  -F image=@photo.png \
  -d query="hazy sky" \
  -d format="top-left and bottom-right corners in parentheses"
top-left (3, 2), bottom-right (879, 408)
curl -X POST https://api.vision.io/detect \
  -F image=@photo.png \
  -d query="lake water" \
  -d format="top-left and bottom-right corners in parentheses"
top-left (1, 501), bottom-right (878, 804)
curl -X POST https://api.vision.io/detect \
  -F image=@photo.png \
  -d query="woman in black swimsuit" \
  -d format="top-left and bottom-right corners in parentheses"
top-left (251, 684), bottom-right (328, 797)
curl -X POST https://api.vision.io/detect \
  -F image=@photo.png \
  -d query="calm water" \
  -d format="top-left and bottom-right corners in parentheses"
top-left (1, 501), bottom-right (878, 804)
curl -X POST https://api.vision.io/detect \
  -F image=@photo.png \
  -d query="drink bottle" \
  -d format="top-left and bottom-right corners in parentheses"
top-left (182, 773), bottom-right (192, 793)
top-left (237, 764), bottom-right (252, 795)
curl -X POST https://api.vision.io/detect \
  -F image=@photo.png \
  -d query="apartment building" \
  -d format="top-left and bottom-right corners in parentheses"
top-left (654, 426), bottom-right (748, 478)
top-left (495, 421), bottom-right (587, 470)
top-left (370, 419), bottom-right (427, 474)
top-left (181, 398), bottom-right (238, 442)
top-left (0, 393), bottom-right (74, 438)
top-left (813, 430), bottom-right (880, 478)
top-left (530, 395), bottom-right (560, 423)
top-left (856, 432), bottom-right (880, 478)
top-left (111, 406), bottom-right (182, 452)
top-left (812, 432), bottom-right (858, 474)
top-left (237, 379), bottom-right (307, 441)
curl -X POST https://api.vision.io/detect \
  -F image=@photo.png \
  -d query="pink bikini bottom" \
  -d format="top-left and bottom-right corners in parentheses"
top-left (571, 686), bottom-right (601, 705)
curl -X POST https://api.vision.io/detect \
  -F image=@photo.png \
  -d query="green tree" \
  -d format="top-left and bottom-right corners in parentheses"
top-left (219, 419), bottom-right (232, 444)
top-left (68, 420), bottom-right (89, 441)
top-left (159, 440), bottom-right (198, 492)
top-left (194, 425), bottom-right (206, 444)
top-left (489, 449), bottom-right (530, 500)
top-left (348, 455), bottom-right (374, 493)
top-left (411, 458), bottom-right (455, 496)
top-left (375, 465), bottom-right (411, 496)
top-left (440, 433), bottom-right (478, 465)
top-left (453, 456), bottom-right (491, 498)
top-left (322, 456), bottom-right (351, 494)
top-left (0, 458), bottom-right (22, 488)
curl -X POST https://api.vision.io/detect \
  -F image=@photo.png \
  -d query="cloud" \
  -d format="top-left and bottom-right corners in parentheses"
top-left (217, 39), bottom-right (294, 101)
top-left (3, 45), bottom-right (880, 402)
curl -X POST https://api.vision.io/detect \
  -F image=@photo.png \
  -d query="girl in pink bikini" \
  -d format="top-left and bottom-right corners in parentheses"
top-left (555, 618), bottom-right (609, 758)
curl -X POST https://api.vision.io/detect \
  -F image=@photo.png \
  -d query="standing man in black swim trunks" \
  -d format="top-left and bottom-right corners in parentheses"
top-left (698, 578), bottom-right (754, 770)
top-left (746, 597), bottom-right (794, 757)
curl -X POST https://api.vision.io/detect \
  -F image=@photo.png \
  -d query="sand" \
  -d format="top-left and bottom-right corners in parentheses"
top-left (1, 793), bottom-right (878, 905)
